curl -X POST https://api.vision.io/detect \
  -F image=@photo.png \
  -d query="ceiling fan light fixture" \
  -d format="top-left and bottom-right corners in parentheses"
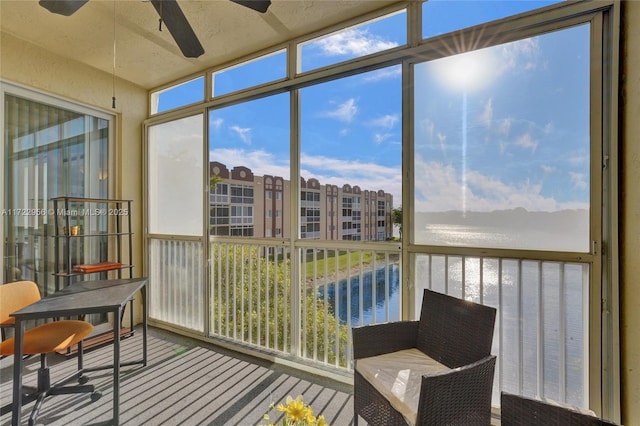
top-left (230, 0), bottom-right (271, 14)
top-left (149, 0), bottom-right (205, 58)
top-left (38, 0), bottom-right (89, 16)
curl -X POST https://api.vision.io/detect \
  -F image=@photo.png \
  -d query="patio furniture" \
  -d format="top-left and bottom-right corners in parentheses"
top-left (352, 289), bottom-right (497, 426)
top-left (7, 277), bottom-right (149, 426)
top-left (500, 392), bottom-right (620, 425)
top-left (0, 280), bottom-right (97, 426)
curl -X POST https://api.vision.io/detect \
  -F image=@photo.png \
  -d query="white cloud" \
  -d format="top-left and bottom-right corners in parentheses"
top-left (480, 98), bottom-right (493, 128)
top-left (501, 37), bottom-right (541, 73)
top-left (567, 151), bottom-right (588, 166)
top-left (541, 164), bottom-right (556, 174)
top-left (569, 172), bottom-right (588, 190)
top-left (209, 148), bottom-right (290, 178)
top-left (374, 133), bottom-right (393, 144)
top-left (229, 125), bottom-right (252, 144)
top-left (315, 28), bottom-right (398, 57)
top-left (301, 153), bottom-right (402, 204)
top-left (323, 98), bottom-right (358, 123)
top-left (437, 132), bottom-right (447, 154)
top-left (419, 118), bottom-right (435, 140)
top-left (369, 114), bottom-right (399, 129)
top-left (211, 117), bottom-right (223, 131)
top-left (498, 118), bottom-right (512, 135)
top-left (515, 133), bottom-right (538, 151)
top-left (413, 157), bottom-right (584, 212)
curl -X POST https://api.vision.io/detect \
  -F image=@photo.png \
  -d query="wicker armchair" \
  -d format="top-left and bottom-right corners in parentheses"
top-left (500, 392), bottom-right (620, 425)
top-left (352, 289), bottom-right (497, 426)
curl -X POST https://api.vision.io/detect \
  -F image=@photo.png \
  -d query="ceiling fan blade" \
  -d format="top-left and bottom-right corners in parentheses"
top-left (39, 0), bottom-right (88, 16)
top-left (150, 0), bottom-right (205, 58)
top-left (230, 0), bottom-right (271, 14)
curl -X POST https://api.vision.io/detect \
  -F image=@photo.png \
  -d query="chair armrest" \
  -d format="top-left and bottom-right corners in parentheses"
top-left (500, 392), bottom-right (620, 425)
top-left (352, 321), bottom-right (419, 359)
top-left (415, 355), bottom-right (497, 425)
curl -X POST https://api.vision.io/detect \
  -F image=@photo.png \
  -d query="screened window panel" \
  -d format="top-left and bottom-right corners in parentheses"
top-left (148, 114), bottom-right (204, 237)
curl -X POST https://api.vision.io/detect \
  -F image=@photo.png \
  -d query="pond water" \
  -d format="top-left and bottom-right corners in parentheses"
top-left (317, 264), bottom-right (401, 326)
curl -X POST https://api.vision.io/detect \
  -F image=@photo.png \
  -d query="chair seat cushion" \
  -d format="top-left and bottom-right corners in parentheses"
top-left (356, 348), bottom-right (450, 425)
top-left (0, 320), bottom-right (93, 355)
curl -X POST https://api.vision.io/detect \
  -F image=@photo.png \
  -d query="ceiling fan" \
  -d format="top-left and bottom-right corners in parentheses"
top-left (38, 0), bottom-right (272, 58)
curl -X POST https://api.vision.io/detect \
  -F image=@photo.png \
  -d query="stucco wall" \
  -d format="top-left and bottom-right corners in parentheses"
top-left (0, 32), bottom-right (147, 324)
top-left (622, 2), bottom-right (640, 424)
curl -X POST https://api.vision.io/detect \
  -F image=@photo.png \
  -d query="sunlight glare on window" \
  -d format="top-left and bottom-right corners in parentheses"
top-left (413, 24), bottom-right (590, 252)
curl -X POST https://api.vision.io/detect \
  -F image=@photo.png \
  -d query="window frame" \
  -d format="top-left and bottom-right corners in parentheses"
top-left (143, 1), bottom-right (620, 420)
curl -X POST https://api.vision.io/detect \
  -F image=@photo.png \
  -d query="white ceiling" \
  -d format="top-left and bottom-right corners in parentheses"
top-left (1, 0), bottom-right (402, 90)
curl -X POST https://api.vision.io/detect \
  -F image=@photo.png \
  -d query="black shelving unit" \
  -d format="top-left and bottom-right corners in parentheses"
top-left (52, 196), bottom-right (133, 289)
top-left (51, 196), bottom-right (135, 352)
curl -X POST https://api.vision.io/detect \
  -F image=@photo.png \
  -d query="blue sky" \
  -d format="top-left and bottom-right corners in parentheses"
top-left (414, 21), bottom-right (590, 213)
top-left (162, 1), bottom-right (590, 214)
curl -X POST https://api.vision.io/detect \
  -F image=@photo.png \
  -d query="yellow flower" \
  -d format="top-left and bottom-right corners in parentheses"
top-left (277, 395), bottom-right (307, 422)
top-left (268, 395), bottom-right (329, 426)
top-left (304, 409), bottom-right (316, 425)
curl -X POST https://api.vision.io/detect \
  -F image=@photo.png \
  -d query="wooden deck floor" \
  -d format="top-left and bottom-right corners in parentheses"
top-left (0, 327), bottom-right (355, 426)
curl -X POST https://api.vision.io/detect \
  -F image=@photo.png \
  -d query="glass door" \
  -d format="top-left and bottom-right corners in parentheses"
top-left (3, 89), bottom-right (111, 307)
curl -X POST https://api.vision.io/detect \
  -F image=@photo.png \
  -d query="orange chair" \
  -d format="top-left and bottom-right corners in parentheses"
top-left (0, 281), bottom-right (100, 425)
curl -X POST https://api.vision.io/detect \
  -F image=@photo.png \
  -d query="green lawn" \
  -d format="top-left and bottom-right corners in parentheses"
top-left (302, 250), bottom-right (384, 277)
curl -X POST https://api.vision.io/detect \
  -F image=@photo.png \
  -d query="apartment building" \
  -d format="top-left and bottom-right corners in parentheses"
top-left (209, 161), bottom-right (393, 240)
